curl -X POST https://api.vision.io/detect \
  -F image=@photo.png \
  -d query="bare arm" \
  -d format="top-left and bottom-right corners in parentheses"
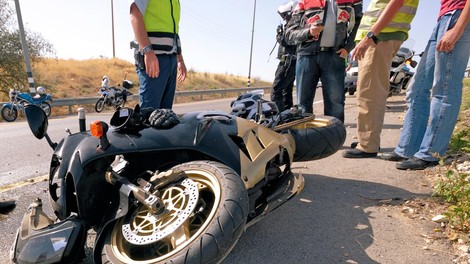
top-left (351, 0), bottom-right (405, 61)
top-left (130, 3), bottom-right (159, 78)
top-left (437, 0), bottom-right (470, 52)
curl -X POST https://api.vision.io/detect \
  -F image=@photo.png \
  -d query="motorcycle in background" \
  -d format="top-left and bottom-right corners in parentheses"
top-left (344, 60), bottom-right (358, 95)
top-left (1, 86), bottom-right (53, 122)
top-left (95, 78), bottom-right (134, 113)
top-left (388, 42), bottom-right (418, 97)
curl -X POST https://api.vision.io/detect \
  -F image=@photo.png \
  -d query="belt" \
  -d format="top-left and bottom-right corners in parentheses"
top-left (319, 47), bottom-right (334, 52)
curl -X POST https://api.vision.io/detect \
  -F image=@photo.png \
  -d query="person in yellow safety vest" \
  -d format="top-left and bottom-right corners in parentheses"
top-left (285, 0), bottom-right (363, 123)
top-left (130, 0), bottom-right (187, 110)
top-left (342, 0), bottom-right (419, 159)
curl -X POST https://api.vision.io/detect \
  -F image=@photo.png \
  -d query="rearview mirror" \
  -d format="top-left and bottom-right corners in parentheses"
top-left (25, 104), bottom-right (48, 139)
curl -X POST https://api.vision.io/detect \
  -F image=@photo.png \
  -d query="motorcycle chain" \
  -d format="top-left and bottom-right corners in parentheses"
top-left (273, 115), bottom-right (316, 132)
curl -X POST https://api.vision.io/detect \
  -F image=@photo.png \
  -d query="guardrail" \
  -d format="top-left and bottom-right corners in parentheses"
top-left (1, 86), bottom-right (271, 115)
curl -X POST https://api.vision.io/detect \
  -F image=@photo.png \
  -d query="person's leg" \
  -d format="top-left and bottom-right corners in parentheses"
top-left (319, 52), bottom-right (346, 122)
top-left (394, 24), bottom-right (439, 158)
top-left (282, 59), bottom-right (296, 110)
top-left (159, 54), bottom-right (177, 109)
top-left (355, 40), bottom-right (402, 153)
top-left (296, 55), bottom-right (320, 113)
top-left (415, 14), bottom-right (470, 161)
top-left (138, 55), bottom-right (173, 109)
top-left (271, 61), bottom-right (288, 111)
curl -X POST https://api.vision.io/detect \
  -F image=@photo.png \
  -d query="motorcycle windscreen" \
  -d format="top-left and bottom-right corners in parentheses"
top-left (12, 219), bottom-right (86, 264)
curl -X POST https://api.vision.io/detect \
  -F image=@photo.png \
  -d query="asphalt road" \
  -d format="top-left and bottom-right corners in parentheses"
top-left (0, 94), bottom-right (455, 263)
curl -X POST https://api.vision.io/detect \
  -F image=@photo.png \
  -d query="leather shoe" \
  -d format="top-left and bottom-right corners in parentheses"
top-left (381, 152), bottom-right (406, 162)
top-left (342, 148), bottom-right (377, 158)
top-left (396, 157), bottom-right (439, 170)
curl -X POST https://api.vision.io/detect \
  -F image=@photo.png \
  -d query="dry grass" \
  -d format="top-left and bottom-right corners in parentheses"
top-left (32, 58), bottom-right (269, 99)
top-left (11, 58), bottom-right (270, 116)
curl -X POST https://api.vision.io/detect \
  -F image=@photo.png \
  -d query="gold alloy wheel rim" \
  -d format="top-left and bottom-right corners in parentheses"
top-left (110, 167), bottom-right (222, 263)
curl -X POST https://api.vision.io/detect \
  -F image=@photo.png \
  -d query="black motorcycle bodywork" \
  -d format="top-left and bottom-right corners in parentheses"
top-left (11, 103), bottom-right (345, 264)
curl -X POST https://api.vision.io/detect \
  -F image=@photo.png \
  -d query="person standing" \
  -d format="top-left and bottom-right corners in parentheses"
top-left (342, 0), bottom-right (419, 158)
top-left (381, 0), bottom-right (470, 170)
top-left (271, 1), bottom-right (298, 112)
top-left (130, 0), bottom-right (187, 109)
top-left (285, 0), bottom-right (363, 123)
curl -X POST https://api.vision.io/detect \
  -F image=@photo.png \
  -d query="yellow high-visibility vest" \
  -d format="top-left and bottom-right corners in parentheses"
top-left (356, 0), bottom-right (418, 41)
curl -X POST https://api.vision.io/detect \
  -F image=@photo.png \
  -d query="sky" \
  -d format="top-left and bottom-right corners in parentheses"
top-left (12, 0), bottom-right (443, 83)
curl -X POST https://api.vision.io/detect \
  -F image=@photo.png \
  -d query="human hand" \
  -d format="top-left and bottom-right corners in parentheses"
top-left (177, 60), bottom-right (187, 82)
top-left (144, 53), bottom-right (159, 78)
top-left (337, 48), bottom-right (348, 59)
top-left (350, 37), bottom-right (374, 61)
top-left (436, 27), bottom-right (463, 52)
top-left (309, 24), bottom-right (324, 40)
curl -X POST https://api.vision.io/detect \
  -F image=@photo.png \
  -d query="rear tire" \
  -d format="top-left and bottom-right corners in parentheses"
top-left (95, 98), bottom-right (105, 113)
top-left (1, 105), bottom-right (18, 122)
top-left (289, 115), bottom-right (346, 162)
top-left (100, 161), bottom-right (249, 264)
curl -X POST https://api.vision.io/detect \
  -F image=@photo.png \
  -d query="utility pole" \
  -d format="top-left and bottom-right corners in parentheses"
top-left (247, 0), bottom-right (257, 87)
top-left (14, 0), bottom-right (35, 93)
top-left (111, 0), bottom-right (116, 58)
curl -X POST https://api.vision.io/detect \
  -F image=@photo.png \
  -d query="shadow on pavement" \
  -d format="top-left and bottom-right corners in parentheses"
top-left (224, 173), bottom-right (424, 264)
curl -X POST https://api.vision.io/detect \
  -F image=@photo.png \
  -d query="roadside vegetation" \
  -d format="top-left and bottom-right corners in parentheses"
top-left (0, 58), bottom-right (270, 116)
top-left (432, 78), bottom-right (470, 236)
top-left (430, 78), bottom-right (470, 256)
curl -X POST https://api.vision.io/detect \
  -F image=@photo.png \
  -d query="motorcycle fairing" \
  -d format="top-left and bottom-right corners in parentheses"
top-left (50, 111), bottom-right (295, 223)
top-left (11, 215), bottom-right (86, 264)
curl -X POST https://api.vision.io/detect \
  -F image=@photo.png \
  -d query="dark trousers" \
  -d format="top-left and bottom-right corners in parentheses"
top-left (271, 58), bottom-right (296, 112)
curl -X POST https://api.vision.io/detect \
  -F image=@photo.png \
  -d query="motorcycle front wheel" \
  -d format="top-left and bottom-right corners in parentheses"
top-left (1, 105), bottom-right (18, 122)
top-left (101, 161), bottom-right (249, 264)
top-left (289, 115), bottom-right (346, 162)
top-left (39, 102), bottom-right (52, 117)
top-left (95, 98), bottom-right (105, 113)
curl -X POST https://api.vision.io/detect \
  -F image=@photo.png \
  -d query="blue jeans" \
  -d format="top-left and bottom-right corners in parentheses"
top-left (137, 54), bottom-right (177, 109)
top-left (296, 52), bottom-right (346, 122)
top-left (394, 10), bottom-right (470, 161)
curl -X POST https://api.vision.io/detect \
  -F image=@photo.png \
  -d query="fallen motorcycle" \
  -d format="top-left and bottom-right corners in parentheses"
top-left (95, 79), bottom-right (134, 113)
top-left (11, 94), bottom-right (345, 263)
top-left (1, 86), bottom-right (52, 122)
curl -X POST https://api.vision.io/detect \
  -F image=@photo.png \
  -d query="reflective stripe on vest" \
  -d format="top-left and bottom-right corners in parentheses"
top-left (355, 0), bottom-right (418, 41)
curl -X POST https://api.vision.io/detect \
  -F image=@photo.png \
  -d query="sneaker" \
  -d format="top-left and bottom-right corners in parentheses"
top-left (342, 148), bottom-right (378, 158)
top-left (396, 157), bottom-right (439, 170)
top-left (381, 152), bottom-right (406, 162)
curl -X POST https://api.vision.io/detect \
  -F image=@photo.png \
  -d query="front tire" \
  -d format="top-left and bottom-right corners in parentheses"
top-left (289, 115), bottom-right (346, 162)
top-left (95, 98), bottom-right (105, 113)
top-left (1, 105), bottom-right (18, 122)
top-left (101, 161), bottom-right (249, 264)
top-left (39, 102), bottom-right (52, 117)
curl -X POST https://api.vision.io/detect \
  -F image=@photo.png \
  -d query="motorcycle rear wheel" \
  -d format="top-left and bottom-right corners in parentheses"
top-left (101, 161), bottom-right (249, 264)
top-left (1, 105), bottom-right (18, 122)
top-left (289, 115), bottom-right (346, 162)
top-left (95, 98), bottom-right (105, 113)
top-left (39, 102), bottom-right (52, 117)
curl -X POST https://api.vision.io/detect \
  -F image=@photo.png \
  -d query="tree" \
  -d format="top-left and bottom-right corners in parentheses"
top-left (0, 0), bottom-right (55, 99)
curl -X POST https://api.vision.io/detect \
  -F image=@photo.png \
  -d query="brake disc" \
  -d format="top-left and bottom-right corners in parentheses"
top-left (121, 178), bottom-right (199, 245)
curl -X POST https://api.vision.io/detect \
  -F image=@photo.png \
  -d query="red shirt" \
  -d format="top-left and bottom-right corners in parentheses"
top-left (440, 0), bottom-right (467, 18)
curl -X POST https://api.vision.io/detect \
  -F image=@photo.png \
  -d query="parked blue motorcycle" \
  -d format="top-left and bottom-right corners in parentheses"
top-left (1, 86), bottom-right (53, 122)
